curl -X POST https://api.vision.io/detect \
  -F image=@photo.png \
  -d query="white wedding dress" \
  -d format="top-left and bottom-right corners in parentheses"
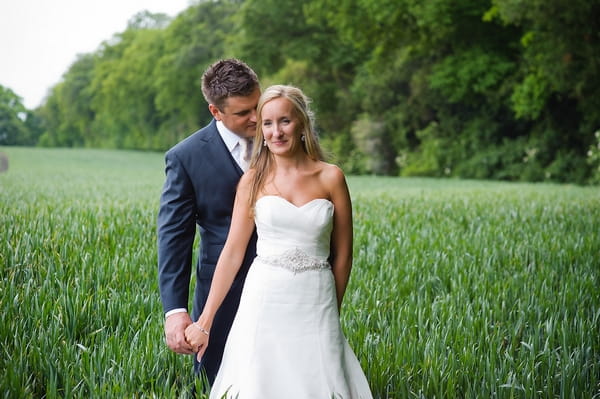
top-left (210, 195), bottom-right (373, 399)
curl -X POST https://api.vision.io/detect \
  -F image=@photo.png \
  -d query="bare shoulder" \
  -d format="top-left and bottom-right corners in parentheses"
top-left (237, 169), bottom-right (257, 196)
top-left (318, 162), bottom-right (346, 186)
top-left (316, 162), bottom-right (349, 200)
top-left (240, 168), bottom-right (257, 185)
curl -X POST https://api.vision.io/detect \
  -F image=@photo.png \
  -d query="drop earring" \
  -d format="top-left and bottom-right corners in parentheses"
top-left (301, 135), bottom-right (305, 142)
top-left (263, 140), bottom-right (267, 147)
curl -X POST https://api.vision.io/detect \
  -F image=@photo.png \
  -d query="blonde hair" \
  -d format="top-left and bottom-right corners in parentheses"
top-left (248, 85), bottom-right (325, 207)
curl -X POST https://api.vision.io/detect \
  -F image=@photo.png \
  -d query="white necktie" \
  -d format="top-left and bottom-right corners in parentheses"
top-left (239, 138), bottom-right (252, 171)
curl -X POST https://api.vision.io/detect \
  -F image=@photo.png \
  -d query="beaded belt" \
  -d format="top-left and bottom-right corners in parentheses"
top-left (257, 248), bottom-right (330, 274)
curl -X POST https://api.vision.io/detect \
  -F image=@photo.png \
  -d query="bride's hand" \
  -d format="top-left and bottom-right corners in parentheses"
top-left (184, 322), bottom-right (210, 361)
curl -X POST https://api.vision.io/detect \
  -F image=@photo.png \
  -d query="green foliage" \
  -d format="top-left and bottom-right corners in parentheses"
top-left (429, 49), bottom-right (515, 105)
top-left (234, 0), bottom-right (314, 76)
top-left (491, 0), bottom-right (600, 172)
top-left (92, 28), bottom-right (166, 149)
top-left (0, 85), bottom-right (40, 145)
top-left (21, 0), bottom-right (600, 184)
top-left (401, 122), bottom-right (445, 177)
top-left (235, 0), bottom-right (361, 140)
top-left (38, 54), bottom-right (96, 147)
top-left (320, 130), bottom-right (367, 175)
top-left (35, 4), bottom-right (239, 151)
top-left (509, 71), bottom-right (551, 120)
top-left (1, 147), bottom-right (599, 397)
top-left (153, 1), bottom-right (241, 144)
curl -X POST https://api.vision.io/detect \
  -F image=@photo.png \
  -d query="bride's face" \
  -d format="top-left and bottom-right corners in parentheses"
top-left (261, 97), bottom-right (303, 157)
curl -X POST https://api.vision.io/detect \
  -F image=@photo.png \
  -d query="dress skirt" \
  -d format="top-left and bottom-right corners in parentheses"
top-left (209, 257), bottom-right (373, 399)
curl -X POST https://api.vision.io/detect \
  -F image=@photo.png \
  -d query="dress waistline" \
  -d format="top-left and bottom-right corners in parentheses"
top-left (256, 248), bottom-right (330, 274)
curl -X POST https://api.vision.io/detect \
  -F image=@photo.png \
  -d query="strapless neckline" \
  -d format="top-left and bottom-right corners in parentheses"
top-left (257, 195), bottom-right (333, 209)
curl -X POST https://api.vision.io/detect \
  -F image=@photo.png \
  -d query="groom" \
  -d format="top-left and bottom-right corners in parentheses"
top-left (157, 59), bottom-right (260, 384)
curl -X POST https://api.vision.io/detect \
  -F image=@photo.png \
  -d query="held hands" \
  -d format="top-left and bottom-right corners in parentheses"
top-left (164, 312), bottom-right (209, 360)
top-left (164, 312), bottom-right (195, 355)
top-left (185, 322), bottom-right (210, 361)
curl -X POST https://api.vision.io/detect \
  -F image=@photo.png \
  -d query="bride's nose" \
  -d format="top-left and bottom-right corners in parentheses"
top-left (273, 124), bottom-right (284, 137)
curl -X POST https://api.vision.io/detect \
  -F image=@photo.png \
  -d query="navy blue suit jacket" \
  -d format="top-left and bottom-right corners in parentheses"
top-left (157, 119), bottom-right (257, 383)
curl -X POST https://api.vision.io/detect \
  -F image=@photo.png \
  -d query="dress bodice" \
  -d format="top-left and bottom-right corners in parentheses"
top-left (254, 195), bottom-right (334, 261)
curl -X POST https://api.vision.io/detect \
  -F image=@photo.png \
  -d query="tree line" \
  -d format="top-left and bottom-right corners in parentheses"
top-left (2, 0), bottom-right (599, 184)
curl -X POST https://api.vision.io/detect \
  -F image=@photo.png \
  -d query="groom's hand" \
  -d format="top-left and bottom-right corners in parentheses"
top-left (164, 312), bottom-right (195, 355)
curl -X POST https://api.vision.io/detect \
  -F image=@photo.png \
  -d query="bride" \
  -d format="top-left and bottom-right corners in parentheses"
top-left (185, 84), bottom-right (373, 399)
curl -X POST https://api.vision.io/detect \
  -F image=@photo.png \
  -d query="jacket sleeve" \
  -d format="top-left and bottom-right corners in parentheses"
top-left (157, 149), bottom-right (197, 313)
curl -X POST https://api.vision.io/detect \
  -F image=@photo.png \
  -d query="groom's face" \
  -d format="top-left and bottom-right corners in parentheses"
top-left (212, 87), bottom-right (260, 139)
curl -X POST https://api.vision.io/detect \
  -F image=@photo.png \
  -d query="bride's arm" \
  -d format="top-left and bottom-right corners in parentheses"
top-left (326, 165), bottom-right (353, 311)
top-left (185, 172), bottom-right (255, 357)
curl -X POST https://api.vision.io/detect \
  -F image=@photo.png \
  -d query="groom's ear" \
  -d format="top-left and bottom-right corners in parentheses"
top-left (209, 104), bottom-right (221, 121)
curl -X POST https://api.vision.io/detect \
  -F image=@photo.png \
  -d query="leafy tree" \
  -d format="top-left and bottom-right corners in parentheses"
top-left (489, 0), bottom-right (600, 182)
top-left (93, 29), bottom-right (165, 149)
top-left (233, 0), bottom-right (366, 166)
top-left (88, 12), bottom-right (172, 149)
top-left (30, 0), bottom-right (600, 183)
top-left (0, 85), bottom-right (32, 145)
top-left (310, 0), bottom-right (521, 176)
top-left (37, 54), bottom-right (96, 147)
top-left (305, 0), bottom-right (599, 182)
top-left (153, 0), bottom-right (241, 146)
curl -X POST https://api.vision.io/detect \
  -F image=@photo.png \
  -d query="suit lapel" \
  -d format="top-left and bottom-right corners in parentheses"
top-left (203, 120), bottom-right (244, 178)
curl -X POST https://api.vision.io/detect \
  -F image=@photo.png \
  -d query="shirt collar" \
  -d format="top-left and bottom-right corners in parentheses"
top-left (216, 120), bottom-right (244, 153)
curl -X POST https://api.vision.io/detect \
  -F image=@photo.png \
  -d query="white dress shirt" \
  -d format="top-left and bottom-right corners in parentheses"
top-left (217, 120), bottom-right (248, 170)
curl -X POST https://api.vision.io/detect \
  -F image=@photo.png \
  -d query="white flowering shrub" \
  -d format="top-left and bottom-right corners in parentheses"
top-left (587, 130), bottom-right (600, 184)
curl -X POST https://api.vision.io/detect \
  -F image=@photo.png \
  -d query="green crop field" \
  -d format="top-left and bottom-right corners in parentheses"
top-left (1, 147), bottom-right (599, 398)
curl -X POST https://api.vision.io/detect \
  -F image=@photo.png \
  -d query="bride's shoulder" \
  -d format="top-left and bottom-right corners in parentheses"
top-left (317, 162), bottom-right (346, 186)
top-left (237, 169), bottom-right (257, 192)
top-left (240, 168), bottom-right (259, 182)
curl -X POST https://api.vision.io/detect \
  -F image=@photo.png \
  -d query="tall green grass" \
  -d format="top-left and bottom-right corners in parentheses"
top-left (1, 147), bottom-right (599, 398)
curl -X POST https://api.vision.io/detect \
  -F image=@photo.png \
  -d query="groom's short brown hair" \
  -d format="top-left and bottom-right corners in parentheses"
top-left (201, 59), bottom-right (259, 111)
